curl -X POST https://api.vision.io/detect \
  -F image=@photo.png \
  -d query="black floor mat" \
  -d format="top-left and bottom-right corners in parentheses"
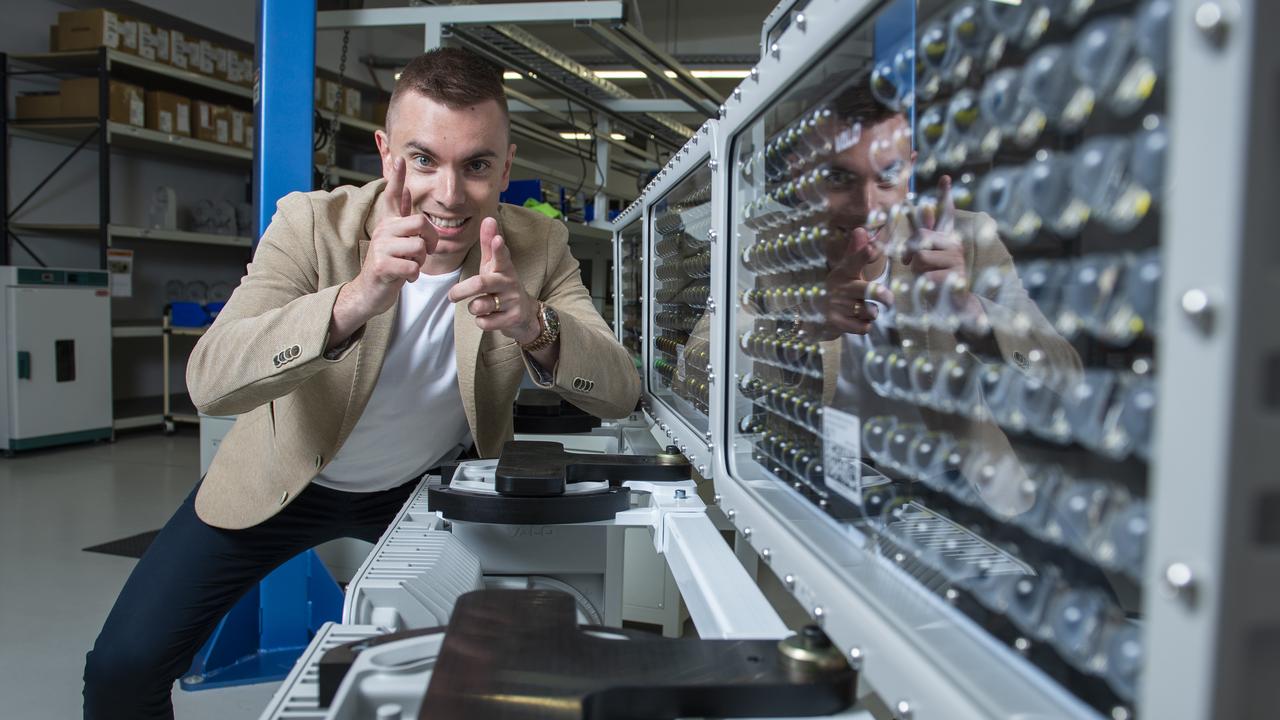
top-left (84, 530), bottom-right (160, 559)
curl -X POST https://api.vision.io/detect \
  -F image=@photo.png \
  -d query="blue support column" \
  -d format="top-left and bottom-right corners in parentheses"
top-left (181, 0), bottom-right (344, 691)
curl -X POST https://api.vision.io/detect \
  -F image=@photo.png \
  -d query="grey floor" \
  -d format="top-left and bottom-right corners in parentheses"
top-left (0, 430), bottom-right (281, 719)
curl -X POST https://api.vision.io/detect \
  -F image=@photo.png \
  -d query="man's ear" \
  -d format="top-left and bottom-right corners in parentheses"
top-left (375, 129), bottom-right (394, 178)
top-left (499, 143), bottom-right (517, 191)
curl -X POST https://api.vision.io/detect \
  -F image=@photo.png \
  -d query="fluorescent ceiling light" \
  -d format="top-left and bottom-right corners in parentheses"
top-left (502, 71), bottom-right (523, 79)
top-left (559, 132), bottom-right (593, 140)
top-left (592, 69), bottom-right (751, 80)
top-left (594, 70), bottom-right (648, 79)
top-left (690, 69), bottom-right (752, 78)
top-left (609, 133), bottom-right (626, 141)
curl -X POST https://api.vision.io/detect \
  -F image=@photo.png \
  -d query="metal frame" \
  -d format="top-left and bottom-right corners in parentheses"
top-left (632, 119), bottom-right (720, 480)
top-left (708, 1), bottom-right (1103, 716)
top-left (1143, 1), bottom-right (1280, 718)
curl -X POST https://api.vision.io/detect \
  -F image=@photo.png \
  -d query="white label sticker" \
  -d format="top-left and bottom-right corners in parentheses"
top-left (107, 248), bottom-right (133, 298)
top-left (177, 105), bottom-right (190, 135)
top-left (216, 119), bottom-right (228, 144)
top-left (130, 97), bottom-right (144, 127)
top-left (822, 406), bottom-right (863, 506)
top-left (158, 110), bottom-right (172, 134)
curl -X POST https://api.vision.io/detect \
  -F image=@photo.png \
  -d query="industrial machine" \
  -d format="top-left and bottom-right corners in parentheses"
top-left (262, 0), bottom-right (1277, 717)
top-left (0, 266), bottom-right (111, 452)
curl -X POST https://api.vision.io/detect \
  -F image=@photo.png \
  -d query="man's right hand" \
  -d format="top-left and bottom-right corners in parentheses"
top-left (328, 158), bottom-right (437, 349)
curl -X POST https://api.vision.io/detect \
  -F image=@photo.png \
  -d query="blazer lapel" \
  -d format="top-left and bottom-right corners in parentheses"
top-left (454, 237), bottom-right (484, 445)
top-left (335, 200), bottom-right (398, 449)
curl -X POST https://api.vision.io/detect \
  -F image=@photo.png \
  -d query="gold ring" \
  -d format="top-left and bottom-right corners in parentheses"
top-left (491, 294), bottom-right (501, 313)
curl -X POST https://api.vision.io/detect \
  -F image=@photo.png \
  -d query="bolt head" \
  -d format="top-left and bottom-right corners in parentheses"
top-left (783, 573), bottom-right (795, 588)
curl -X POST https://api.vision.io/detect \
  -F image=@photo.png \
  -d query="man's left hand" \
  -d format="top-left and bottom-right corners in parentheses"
top-left (448, 217), bottom-right (542, 345)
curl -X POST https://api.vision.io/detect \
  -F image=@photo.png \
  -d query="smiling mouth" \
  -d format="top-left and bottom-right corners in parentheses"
top-left (428, 214), bottom-right (470, 230)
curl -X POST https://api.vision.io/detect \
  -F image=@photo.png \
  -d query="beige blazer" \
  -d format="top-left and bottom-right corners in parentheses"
top-left (186, 180), bottom-right (639, 529)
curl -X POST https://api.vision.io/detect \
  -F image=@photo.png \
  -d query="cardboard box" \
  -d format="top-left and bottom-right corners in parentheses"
top-left (60, 78), bottom-right (145, 127)
top-left (169, 30), bottom-right (196, 70)
top-left (57, 9), bottom-right (123, 52)
top-left (118, 17), bottom-right (140, 55)
top-left (195, 101), bottom-right (231, 144)
top-left (316, 78), bottom-right (341, 112)
top-left (226, 49), bottom-right (253, 86)
top-left (230, 109), bottom-right (250, 147)
top-left (372, 100), bottom-right (390, 125)
top-left (210, 45), bottom-right (231, 80)
top-left (146, 91), bottom-right (191, 136)
top-left (196, 39), bottom-right (217, 76)
top-left (15, 93), bottom-right (62, 120)
top-left (343, 87), bottom-right (361, 118)
top-left (139, 23), bottom-right (170, 63)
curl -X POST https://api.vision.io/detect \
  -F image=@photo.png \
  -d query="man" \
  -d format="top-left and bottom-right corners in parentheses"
top-left (814, 80), bottom-right (1080, 518)
top-left (83, 47), bottom-right (638, 719)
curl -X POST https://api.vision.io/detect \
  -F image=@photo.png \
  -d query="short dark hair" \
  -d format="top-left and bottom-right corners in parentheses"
top-left (830, 72), bottom-right (901, 128)
top-left (389, 47), bottom-right (508, 128)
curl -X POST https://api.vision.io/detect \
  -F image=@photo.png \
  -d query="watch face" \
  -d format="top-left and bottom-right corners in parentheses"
top-left (544, 305), bottom-right (560, 331)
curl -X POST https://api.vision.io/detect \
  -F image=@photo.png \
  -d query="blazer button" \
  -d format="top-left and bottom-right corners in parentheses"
top-left (314, 454), bottom-right (323, 469)
top-left (279, 491), bottom-right (288, 505)
top-left (291, 344), bottom-right (301, 358)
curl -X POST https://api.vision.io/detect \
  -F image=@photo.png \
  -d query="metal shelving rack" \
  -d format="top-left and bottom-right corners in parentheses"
top-left (2, 46), bottom-right (255, 430)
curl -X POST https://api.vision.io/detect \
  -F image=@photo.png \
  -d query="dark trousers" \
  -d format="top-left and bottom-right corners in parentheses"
top-left (82, 478), bottom-right (418, 720)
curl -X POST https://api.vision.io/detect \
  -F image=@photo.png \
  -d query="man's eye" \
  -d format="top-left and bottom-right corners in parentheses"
top-left (412, 155), bottom-right (433, 168)
top-left (878, 161), bottom-right (905, 184)
top-left (468, 160), bottom-right (491, 172)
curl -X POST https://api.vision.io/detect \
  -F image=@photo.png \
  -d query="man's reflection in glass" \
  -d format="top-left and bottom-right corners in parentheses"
top-left (816, 78), bottom-right (1082, 520)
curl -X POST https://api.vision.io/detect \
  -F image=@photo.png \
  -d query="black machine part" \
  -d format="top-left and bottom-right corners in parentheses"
top-left (495, 440), bottom-right (690, 497)
top-left (422, 589), bottom-right (855, 719)
top-left (316, 588), bottom-right (856, 719)
top-left (427, 441), bottom-right (691, 525)
top-left (512, 388), bottom-right (603, 434)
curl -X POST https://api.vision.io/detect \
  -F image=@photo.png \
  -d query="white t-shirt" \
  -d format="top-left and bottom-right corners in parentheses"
top-left (314, 269), bottom-right (472, 492)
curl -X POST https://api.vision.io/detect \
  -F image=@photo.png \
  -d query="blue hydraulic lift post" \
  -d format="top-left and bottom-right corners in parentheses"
top-left (180, 0), bottom-right (344, 691)
top-left (254, 0), bottom-right (317, 239)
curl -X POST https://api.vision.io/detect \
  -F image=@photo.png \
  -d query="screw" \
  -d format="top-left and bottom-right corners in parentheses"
top-left (727, 509), bottom-right (736, 521)
top-left (761, 548), bottom-right (771, 561)
top-left (742, 527), bottom-right (752, 539)
top-left (733, 88), bottom-right (742, 101)
top-left (795, 12), bottom-right (806, 30)
top-left (675, 488), bottom-right (687, 500)
top-left (895, 700), bottom-right (912, 719)
top-left (770, 42), bottom-right (780, 58)
top-left (1194, 2), bottom-right (1231, 46)
top-left (697, 464), bottom-right (707, 475)
top-left (750, 66), bottom-right (760, 80)
top-left (1181, 288), bottom-right (1215, 332)
top-left (783, 573), bottom-right (795, 588)
top-left (713, 493), bottom-right (721, 504)
top-left (1163, 562), bottom-right (1198, 606)
top-left (848, 646), bottom-right (864, 670)
top-left (812, 605), bottom-right (825, 622)
top-left (709, 159), bottom-right (719, 171)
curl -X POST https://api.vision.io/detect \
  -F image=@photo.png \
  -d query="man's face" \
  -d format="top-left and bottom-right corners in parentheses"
top-left (826, 113), bottom-right (914, 261)
top-left (375, 92), bottom-right (516, 257)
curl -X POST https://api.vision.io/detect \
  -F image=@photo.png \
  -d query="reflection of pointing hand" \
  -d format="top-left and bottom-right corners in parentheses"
top-left (448, 217), bottom-right (541, 345)
top-left (903, 174), bottom-right (966, 286)
top-left (824, 226), bottom-right (896, 336)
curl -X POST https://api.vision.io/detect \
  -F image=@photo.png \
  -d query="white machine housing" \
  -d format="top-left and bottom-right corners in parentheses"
top-left (0, 266), bottom-right (112, 452)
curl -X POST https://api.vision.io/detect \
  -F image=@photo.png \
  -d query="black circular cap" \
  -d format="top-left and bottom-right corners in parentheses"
top-left (801, 625), bottom-right (832, 650)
